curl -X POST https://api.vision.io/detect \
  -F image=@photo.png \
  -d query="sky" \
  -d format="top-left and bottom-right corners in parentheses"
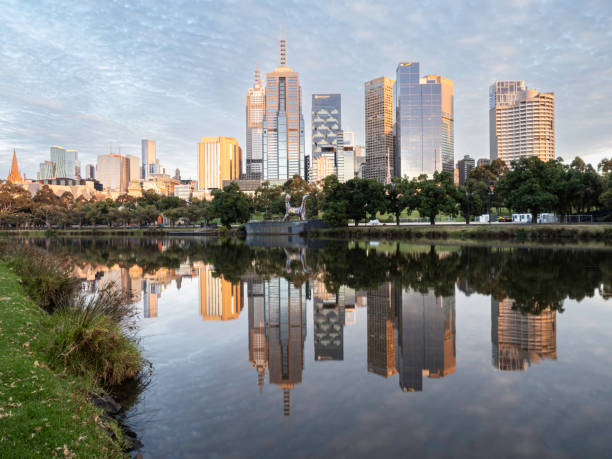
top-left (1, 0), bottom-right (611, 180)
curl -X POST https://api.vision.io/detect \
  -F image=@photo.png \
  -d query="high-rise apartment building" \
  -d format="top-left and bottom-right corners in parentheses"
top-left (197, 136), bottom-right (241, 190)
top-left (457, 155), bottom-right (475, 185)
top-left (491, 298), bottom-right (557, 371)
top-left (338, 130), bottom-right (355, 182)
top-left (246, 65), bottom-right (265, 180)
top-left (364, 77), bottom-right (395, 184)
top-left (395, 63), bottom-right (454, 178)
top-left (489, 81), bottom-right (555, 163)
top-left (263, 39), bottom-right (304, 182)
top-left (311, 93), bottom-right (342, 182)
top-left (128, 155), bottom-right (140, 183)
top-left (141, 139), bottom-right (156, 179)
top-left (97, 153), bottom-right (130, 193)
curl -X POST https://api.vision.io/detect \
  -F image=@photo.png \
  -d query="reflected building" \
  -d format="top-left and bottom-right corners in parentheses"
top-left (247, 278), bottom-right (268, 391)
top-left (313, 279), bottom-right (345, 361)
top-left (198, 264), bottom-right (243, 321)
top-left (491, 298), bottom-right (557, 371)
top-left (367, 283), bottom-right (398, 377)
top-left (264, 277), bottom-right (307, 416)
top-left (397, 288), bottom-right (456, 392)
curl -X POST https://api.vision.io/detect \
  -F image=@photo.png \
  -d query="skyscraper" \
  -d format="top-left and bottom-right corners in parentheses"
top-left (141, 139), bottom-right (156, 179)
top-left (44, 146), bottom-right (80, 179)
top-left (364, 76), bottom-right (395, 184)
top-left (198, 264), bottom-right (243, 321)
top-left (491, 298), bottom-right (557, 371)
top-left (97, 153), bottom-right (130, 192)
top-left (84, 164), bottom-right (96, 180)
top-left (395, 63), bottom-right (454, 178)
top-left (263, 39), bottom-right (304, 182)
top-left (457, 155), bottom-right (475, 185)
top-left (397, 288), bottom-right (456, 392)
top-left (489, 81), bottom-right (555, 163)
top-left (366, 282), bottom-right (398, 377)
top-left (197, 137), bottom-right (241, 191)
top-left (246, 65), bottom-right (265, 180)
top-left (311, 93), bottom-right (341, 182)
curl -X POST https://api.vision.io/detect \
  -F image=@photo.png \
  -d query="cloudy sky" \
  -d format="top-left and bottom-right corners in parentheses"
top-left (1, 0), bottom-right (611, 180)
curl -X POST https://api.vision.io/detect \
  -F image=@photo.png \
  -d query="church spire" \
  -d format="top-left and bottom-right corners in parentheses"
top-left (7, 149), bottom-right (23, 184)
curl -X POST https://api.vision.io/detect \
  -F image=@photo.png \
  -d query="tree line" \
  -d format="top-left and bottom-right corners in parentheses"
top-left (1, 155), bottom-right (611, 228)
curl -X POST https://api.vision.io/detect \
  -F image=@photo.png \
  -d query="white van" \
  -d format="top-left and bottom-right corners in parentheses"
top-left (512, 213), bottom-right (532, 223)
top-left (537, 213), bottom-right (559, 223)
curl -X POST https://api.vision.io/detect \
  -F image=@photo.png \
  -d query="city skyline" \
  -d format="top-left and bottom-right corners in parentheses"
top-left (1, 1), bottom-right (611, 179)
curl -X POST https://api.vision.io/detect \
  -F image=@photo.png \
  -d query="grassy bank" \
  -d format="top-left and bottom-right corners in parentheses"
top-left (0, 263), bottom-right (127, 457)
top-left (0, 246), bottom-right (147, 457)
top-left (306, 223), bottom-right (612, 243)
top-left (0, 226), bottom-right (239, 238)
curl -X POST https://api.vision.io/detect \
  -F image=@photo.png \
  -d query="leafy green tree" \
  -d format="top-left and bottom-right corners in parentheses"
top-left (457, 179), bottom-right (487, 224)
top-left (414, 171), bottom-right (458, 225)
top-left (159, 196), bottom-right (185, 211)
top-left (135, 205), bottom-right (159, 226)
top-left (498, 156), bottom-right (561, 221)
top-left (211, 182), bottom-right (253, 228)
top-left (254, 181), bottom-right (283, 219)
top-left (385, 177), bottom-right (416, 225)
top-left (0, 183), bottom-right (31, 227)
top-left (321, 175), bottom-right (349, 227)
top-left (598, 158), bottom-right (612, 174)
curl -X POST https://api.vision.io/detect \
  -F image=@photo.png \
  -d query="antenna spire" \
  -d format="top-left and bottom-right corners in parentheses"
top-left (280, 37), bottom-right (286, 66)
top-left (254, 62), bottom-right (261, 87)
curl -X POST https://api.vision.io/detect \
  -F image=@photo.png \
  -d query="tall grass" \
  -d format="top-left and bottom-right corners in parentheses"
top-left (0, 242), bottom-right (147, 387)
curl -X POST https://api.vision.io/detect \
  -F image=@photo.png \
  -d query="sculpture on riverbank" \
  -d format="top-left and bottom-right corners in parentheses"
top-left (283, 194), bottom-right (309, 221)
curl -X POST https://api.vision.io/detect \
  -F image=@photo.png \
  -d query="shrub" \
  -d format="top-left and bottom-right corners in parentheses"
top-left (1, 244), bottom-right (79, 312)
top-left (46, 289), bottom-right (145, 386)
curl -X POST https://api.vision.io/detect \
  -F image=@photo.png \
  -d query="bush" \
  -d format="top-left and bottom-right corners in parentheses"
top-left (46, 289), bottom-right (145, 386)
top-left (1, 244), bottom-right (79, 312)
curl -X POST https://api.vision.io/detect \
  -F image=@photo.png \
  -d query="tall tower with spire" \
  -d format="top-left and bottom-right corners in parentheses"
top-left (245, 63), bottom-right (266, 180)
top-left (7, 149), bottom-right (24, 184)
top-left (263, 38), bottom-right (305, 181)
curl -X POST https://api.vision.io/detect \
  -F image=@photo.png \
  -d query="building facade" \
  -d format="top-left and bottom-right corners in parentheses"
top-left (39, 146), bottom-right (80, 180)
top-left (84, 164), bottom-right (95, 180)
top-left (197, 136), bottom-right (241, 191)
top-left (457, 155), bottom-right (475, 185)
top-left (395, 63), bottom-right (454, 178)
top-left (141, 139), bottom-right (156, 179)
top-left (364, 76), bottom-right (395, 184)
top-left (97, 153), bottom-right (130, 193)
top-left (311, 93), bottom-right (342, 182)
top-left (263, 40), bottom-right (304, 182)
top-left (489, 81), bottom-right (555, 163)
top-left (246, 65), bottom-right (265, 180)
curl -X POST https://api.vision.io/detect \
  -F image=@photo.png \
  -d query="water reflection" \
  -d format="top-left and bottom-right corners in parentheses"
top-left (27, 238), bottom-right (612, 400)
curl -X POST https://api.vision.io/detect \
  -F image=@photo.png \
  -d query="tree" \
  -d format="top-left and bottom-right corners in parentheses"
top-left (0, 183), bottom-right (31, 227)
top-left (414, 171), bottom-right (458, 225)
top-left (321, 175), bottom-right (349, 227)
top-left (457, 179), bottom-right (487, 224)
top-left (254, 181), bottom-right (283, 219)
top-left (159, 196), bottom-right (185, 211)
top-left (598, 158), bottom-right (612, 174)
top-left (498, 157), bottom-right (560, 222)
top-left (385, 177), bottom-right (414, 225)
top-left (211, 182), bottom-right (253, 228)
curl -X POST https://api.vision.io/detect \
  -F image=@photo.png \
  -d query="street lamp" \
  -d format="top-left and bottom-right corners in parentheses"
top-left (488, 185), bottom-right (494, 225)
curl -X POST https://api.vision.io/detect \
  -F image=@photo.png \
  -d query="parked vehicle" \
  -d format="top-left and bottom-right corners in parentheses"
top-left (367, 219), bottom-right (381, 226)
top-left (537, 213), bottom-right (559, 223)
top-left (497, 216), bottom-right (512, 222)
top-left (512, 213), bottom-right (532, 223)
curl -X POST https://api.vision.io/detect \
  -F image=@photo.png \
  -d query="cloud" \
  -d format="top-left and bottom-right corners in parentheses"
top-left (1, 0), bottom-right (611, 178)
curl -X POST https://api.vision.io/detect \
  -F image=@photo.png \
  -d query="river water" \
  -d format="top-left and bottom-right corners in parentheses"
top-left (28, 237), bottom-right (612, 458)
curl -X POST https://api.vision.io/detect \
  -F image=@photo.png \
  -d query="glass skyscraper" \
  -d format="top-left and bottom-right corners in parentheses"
top-left (263, 39), bottom-right (304, 182)
top-left (49, 146), bottom-right (80, 179)
top-left (245, 65), bottom-right (265, 180)
top-left (395, 63), bottom-right (454, 178)
top-left (364, 76), bottom-right (395, 184)
top-left (311, 93), bottom-right (342, 182)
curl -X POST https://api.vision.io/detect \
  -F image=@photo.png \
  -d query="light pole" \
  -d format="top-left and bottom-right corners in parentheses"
top-left (488, 185), bottom-right (494, 225)
top-left (465, 185), bottom-right (470, 225)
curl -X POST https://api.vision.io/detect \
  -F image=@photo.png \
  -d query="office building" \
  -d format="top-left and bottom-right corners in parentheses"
top-left (141, 139), bottom-right (156, 179)
top-left (364, 77), bottom-right (395, 184)
top-left (246, 65), bottom-right (265, 180)
top-left (367, 282), bottom-right (398, 377)
top-left (477, 158), bottom-right (490, 168)
top-left (338, 131), bottom-right (355, 182)
top-left (457, 155), bottom-right (475, 185)
top-left (39, 146), bottom-right (80, 180)
top-left (263, 39), bottom-right (305, 181)
top-left (198, 264), bottom-right (243, 320)
top-left (7, 149), bottom-right (23, 184)
top-left (397, 288), bottom-right (456, 392)
top-left (395, 63), bottom-right (454, 178)
top-left (489, 81), bottom-right (555, 163)
top-left (247, 278), bottom-right (268, 392)
top-left (97, 153), bottom-right (130, 193)
top-left (313, 279), bottom-right (345, 361)
top-left (311, 93), bottom-right (342, 182)
top-left (84, 164), bottom-right (95, 180)
top-left (310, 153), bottom-right (336, 183)
top-left (491, 298), bottom-right (557, 371)
top-left (128, 155), bottom-right (140, 182)
top-left (197, 136), bottom-right (241, 191)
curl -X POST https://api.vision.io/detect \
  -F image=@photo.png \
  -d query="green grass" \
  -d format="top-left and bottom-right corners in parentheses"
top-left (0, 263), bottom-right (127, 458)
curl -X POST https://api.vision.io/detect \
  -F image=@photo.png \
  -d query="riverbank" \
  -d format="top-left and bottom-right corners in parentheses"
top-left (0, 226), bottom-right (232, 237)
top-left (0, 248), bottom-right (146, 457)
top-left (305, 223), bottom-right (612, 243)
